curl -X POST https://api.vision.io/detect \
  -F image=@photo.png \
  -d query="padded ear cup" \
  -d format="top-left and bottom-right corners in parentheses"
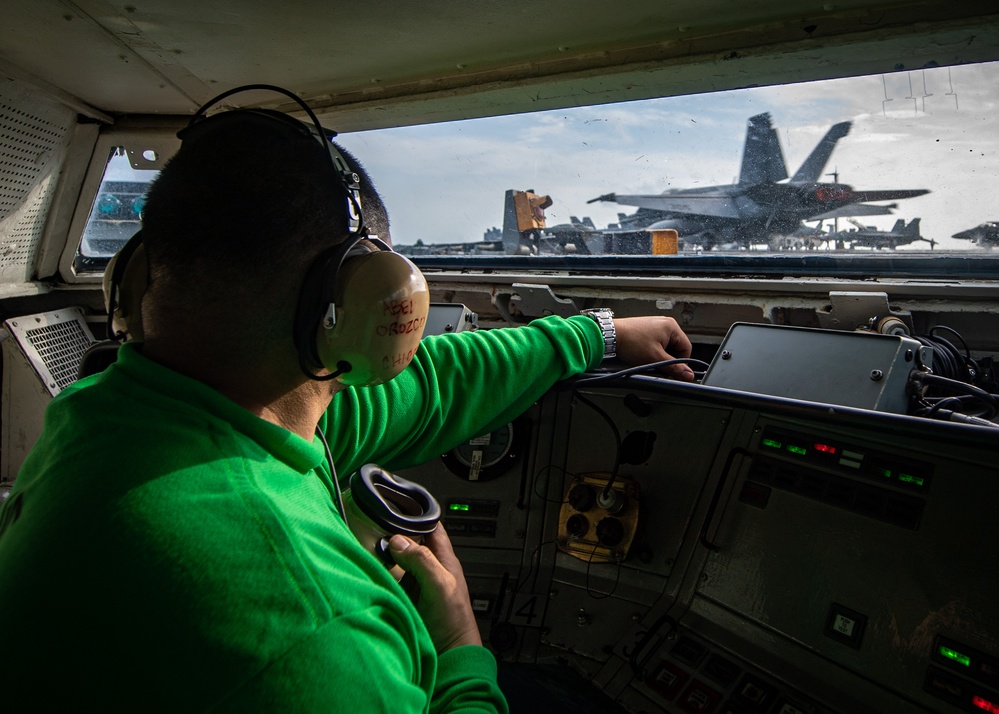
top-left (342, 464), bottom-right (441, 579)
top-left (316, 250), bottom-right (430, 386)
top-left (103, 234), bottom-right (148, 341)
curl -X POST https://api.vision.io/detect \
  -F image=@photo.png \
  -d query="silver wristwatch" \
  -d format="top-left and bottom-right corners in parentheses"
top-left (580, 308), bottom-right (616, 360)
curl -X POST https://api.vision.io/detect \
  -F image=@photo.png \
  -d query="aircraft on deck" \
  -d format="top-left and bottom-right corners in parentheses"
top-left (953, 221), bottom-right (999, 247)
top-left (587, 113), bottom-right (930, 249)
top-left (825, 218), bottom-right (935, 250)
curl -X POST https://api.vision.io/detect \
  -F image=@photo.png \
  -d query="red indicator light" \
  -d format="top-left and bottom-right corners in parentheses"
top-left (814, 443), bottom-right (837, 455)
top-left (973, 695), bottom-right (999, 714)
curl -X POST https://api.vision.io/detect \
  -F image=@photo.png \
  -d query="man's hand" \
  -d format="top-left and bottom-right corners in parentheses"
top-left (613, 316), bottom-right (695, 381)
top-left (388, 526), bottom-right (482, 653)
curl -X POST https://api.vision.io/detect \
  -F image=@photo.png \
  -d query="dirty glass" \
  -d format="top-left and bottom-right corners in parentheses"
top-left (337, 61), bottom-right (998, 262)
top-left (74, 149), bottom-right (157, 273)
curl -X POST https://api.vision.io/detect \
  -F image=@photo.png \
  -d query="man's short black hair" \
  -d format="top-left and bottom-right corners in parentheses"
top-left (137, 113), bottom-right (390, 341)
top-left (141, 113), bottom-right (351, 288)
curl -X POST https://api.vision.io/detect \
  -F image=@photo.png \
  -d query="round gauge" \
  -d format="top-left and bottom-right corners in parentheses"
top-left (441, 421), bottom-right (523, 481)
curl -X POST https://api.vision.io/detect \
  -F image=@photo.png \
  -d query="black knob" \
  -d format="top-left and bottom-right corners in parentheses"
top-left (568, 484), bottom-right (595, 512)
top-left (566, 514), bottom-right (589, 538)
top-left (489, 622), bottom-right (517, 652)
top-left (596, 517), bottom-right (624, 546)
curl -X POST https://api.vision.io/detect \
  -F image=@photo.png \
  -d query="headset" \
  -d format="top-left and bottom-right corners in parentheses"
top-left (341, 463), bottom-right (441, 580)
top-left (103, 231), bottom-right (148, 343)
top-left (103, 84), bottom-right (430, 387)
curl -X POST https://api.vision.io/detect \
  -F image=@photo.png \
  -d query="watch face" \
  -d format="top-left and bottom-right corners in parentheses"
top-left (442, 421), bottom-right (523, 481)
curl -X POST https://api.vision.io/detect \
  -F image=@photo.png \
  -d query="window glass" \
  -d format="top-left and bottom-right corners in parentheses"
top-left (74, 149), bottom-right (158, 273)
top-left (337, 61), bottom-right (998, 262)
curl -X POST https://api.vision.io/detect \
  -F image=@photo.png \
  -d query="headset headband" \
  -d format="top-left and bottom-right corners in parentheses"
top-left (182, 84), bottom-right (365, 235)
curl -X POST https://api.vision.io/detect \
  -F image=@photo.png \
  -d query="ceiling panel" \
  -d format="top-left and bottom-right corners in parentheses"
top-left (1, 0), bottom-right (997, 129)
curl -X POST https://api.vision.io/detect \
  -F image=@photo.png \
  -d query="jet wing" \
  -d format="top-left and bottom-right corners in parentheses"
top-left (810, 203), bottom-right (897, 219)
top-left (587, 192), bottom-right (742, 219)
top-left (849, 189), bottom-right (929, 202)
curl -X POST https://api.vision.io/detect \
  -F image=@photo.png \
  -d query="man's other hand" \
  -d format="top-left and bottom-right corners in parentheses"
top-left (388, 526), bottom-right (482, 653)
top-left (614, 316), bottom-right (695, 381)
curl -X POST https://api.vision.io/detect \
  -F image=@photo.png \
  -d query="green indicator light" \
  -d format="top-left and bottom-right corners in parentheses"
top-left (877, 468), bottom-right (892, 479)
top-left (449, 503), bottom-right (470, 512)
top-left (787, 444), bottom-right (808, 456)
top-left (899, 473), bottom-right (925, 486)
top-left (762, 438), bottom-right (782, 449)
top-left (940, 645), bottom-right (971, 667)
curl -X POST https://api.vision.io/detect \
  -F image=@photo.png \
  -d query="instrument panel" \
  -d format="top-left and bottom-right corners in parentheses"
top-left (400, 372), bottom-right (999, 714)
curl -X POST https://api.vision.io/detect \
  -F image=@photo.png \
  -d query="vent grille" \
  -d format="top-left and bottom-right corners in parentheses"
top-left (0, 81), bottom-right (76, 280)
top-left (5, 308), bottom-right (96, 396)
top-left (24, 320), bottom-right (94, 391)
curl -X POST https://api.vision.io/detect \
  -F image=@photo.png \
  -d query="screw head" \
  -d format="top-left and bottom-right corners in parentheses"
top-left (721, 350), bottom-right (732, 360)
top-left (870, 369), bottom-right (884, 381)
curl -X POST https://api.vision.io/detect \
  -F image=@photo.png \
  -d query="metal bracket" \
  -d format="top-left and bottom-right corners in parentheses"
top-left (815, 292), bottom-right (912, 332)
top-left (507, 283), bottom-right (579, 319)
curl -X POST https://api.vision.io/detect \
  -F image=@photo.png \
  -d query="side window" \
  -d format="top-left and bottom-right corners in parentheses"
top-left (73, 149), bottom-right (159, 274)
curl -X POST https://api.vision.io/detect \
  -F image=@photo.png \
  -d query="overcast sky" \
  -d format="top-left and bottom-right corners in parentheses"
top-left (336, 61), bottom-right (999, 251)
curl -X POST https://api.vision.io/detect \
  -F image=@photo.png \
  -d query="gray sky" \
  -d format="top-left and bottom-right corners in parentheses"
top-left (337, 61), bottom-right (999, 251)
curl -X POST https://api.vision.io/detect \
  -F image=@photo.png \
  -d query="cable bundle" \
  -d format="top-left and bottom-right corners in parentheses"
top-left (910, 326), bottom-right (999, 426)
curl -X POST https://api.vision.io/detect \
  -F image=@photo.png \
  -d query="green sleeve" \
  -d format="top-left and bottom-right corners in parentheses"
top-left (432, 646), bottom-right (509, 714)
top-left (211, 616), bottom-right (429, 713)
top-left (213, 620), bottom-right (506, 713)
top-left (327, 315), bottom-right (603, 473)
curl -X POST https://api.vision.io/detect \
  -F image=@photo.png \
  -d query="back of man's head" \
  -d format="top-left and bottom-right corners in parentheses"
top-left (141, 112), bottom-right (350, 309)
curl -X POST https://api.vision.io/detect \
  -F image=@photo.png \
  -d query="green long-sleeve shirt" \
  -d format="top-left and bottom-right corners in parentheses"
top-left (0, 315), bottom-right (602, 712)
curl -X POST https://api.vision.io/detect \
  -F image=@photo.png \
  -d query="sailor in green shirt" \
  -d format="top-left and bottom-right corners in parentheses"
top-left (0, 91), bottom-right (693, 712)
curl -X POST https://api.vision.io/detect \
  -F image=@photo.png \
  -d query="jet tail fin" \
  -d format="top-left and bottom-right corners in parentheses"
top-left (890, 219), bottom-right (906, 234)
top-left (739, 113), bottom-right (787, 186)
top-left (905, 217), bottom-right (921, 236)
top-left (790, 121), bottom-right (851, 183)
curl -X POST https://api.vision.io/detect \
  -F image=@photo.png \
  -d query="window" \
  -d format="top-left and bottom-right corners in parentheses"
top-left (71, 62), bottom-right (999, 278)
top-left (336, 61), bottom-right (999, 268)
top-left (74, 149), bottom-right (158, 273)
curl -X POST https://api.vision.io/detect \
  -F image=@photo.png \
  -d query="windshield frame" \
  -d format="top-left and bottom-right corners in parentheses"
top-left (59, 123), bottom-right (180, 284)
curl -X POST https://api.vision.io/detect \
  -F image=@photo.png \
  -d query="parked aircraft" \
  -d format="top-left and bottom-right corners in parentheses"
top-left (953, 221), bottom-right (999, 247)
top-left (826, 218), bottom-right (934, 250)
top-left (587, 113), bottom-right (929, 249)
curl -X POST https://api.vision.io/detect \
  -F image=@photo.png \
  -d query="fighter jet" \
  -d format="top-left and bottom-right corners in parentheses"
top-left (952, 221), bottom-right (999, 247)
top-left (827, 218), bottom-right (934, 250)
top-left (587, 113), bottom-right (929, 249)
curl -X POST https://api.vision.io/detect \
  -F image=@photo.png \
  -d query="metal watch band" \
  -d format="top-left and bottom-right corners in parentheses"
top-left (580, 308), bottom-right (617, 360)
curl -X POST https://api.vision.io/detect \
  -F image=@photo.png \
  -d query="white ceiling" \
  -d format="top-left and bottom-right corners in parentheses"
top-left (3, 0), bottom-right (999, 131)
